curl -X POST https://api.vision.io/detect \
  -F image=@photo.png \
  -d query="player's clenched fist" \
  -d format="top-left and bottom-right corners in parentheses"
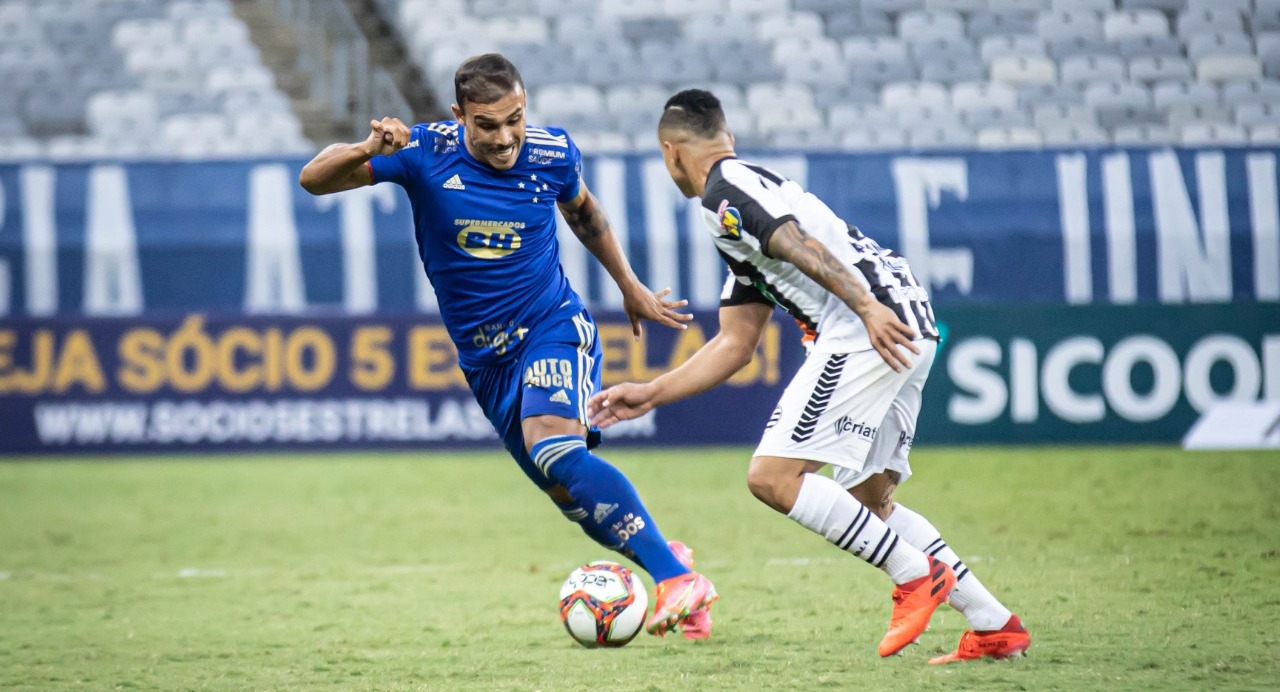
top-left (364, 117), bottom-right (410, 157)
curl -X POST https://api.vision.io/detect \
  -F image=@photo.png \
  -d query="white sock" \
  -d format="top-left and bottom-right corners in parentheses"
top-left (787, 473), bottom-right (929, 584)
top-left (885, 503), bottom-right (1013, 631)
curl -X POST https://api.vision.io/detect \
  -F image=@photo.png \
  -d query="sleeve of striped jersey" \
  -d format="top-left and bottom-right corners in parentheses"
top-left (705, 170), bottom-right (796, 258)
top-left (719, 275), bottom-right (774, 308)
top-left (555, 130), bottom-right (583, 203)
top-left (368, 124), bottom-right (427, 187)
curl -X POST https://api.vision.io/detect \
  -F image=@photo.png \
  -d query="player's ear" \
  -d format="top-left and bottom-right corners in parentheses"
top-left (450, 102), bottom-right (464, 121)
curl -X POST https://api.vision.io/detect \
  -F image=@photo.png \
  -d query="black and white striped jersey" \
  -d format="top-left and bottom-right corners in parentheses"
top-left (701, 157), bottom-right (938, 353)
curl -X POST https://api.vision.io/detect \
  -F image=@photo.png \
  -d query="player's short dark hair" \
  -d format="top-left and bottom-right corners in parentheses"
top-left (454, 53), bottom-right (525, 111)
top-left (659, 89), bottom-right (727, 140)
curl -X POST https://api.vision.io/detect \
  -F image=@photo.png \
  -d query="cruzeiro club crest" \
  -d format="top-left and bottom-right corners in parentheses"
top-left (717, 199), bottom-right (742, 239)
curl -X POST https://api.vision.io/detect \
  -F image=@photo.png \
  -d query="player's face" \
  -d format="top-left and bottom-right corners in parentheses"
top-left (660, 140), bottom-right (697, 198)
top-left (454, 88), bottom-right (526, 170)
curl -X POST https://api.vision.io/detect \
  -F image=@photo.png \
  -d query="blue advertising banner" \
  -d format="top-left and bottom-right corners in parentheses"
top-left (0, 310), bottom-right (801, 455)
top-left (0, 147), bottom-right (1276, 319)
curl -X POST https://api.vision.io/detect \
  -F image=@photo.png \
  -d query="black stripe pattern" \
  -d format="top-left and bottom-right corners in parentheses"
top-left (791, 353), bottom-right (847, 442)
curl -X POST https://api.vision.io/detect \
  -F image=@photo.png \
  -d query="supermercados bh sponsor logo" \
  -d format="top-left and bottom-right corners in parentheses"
top-left (833, 415), bottom-right (878, 441)
top-left (455, 219), bottom-right (524, 259)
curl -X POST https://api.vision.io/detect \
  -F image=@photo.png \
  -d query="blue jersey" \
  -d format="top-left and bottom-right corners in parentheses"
top-left (369, 120), bottom-right (585, 367)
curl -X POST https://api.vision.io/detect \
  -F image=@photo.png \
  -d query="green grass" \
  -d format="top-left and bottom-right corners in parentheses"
top-left (1, 447), bottom-right (1277, 691)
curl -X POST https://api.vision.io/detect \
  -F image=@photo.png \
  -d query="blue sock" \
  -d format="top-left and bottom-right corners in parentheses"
top-left (554, 501), bottom-right (645, 570)
top-left (532, 435), bottom-right (688, 583)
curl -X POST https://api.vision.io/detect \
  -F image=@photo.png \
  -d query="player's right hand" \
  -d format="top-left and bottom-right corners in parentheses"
top-left (588, 383), bottom-right (656, 428)
top-left (860, 301), bottom-right (921, 373)
top-left (364, 117), bottom-right (410, 157)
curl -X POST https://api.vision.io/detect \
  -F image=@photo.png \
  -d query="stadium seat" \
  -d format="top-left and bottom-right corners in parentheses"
top-left (553, 14), bottom-right (622, 42)
top-left (863, 0), bottom-right (926, 13)
top-left (1249, 123), bottom-right (1280, 143)
top-left (1234, 101), bottom-right (1280, 126)
top-left (755, 11), bottom-right (824, 40)
top-left (1198, 55), bottom-right (1263, 81)
top-left (572, 131), bottom-right (632, 154)
top-left (1166, 103), bottom-right (1233, 129)
top-left (1177, 9), bottom-right (1247, 37)
top-left (1112, 123), bottom-right (1174, 145)
top-left (770, 128), bottom-right (841, 150)
top-left (729, 0), bottom-right (790, 16)
top-left (962, 105), bottom-right (1031, 129)
top-left (469, 0), bottom-right (539, 19)
top-left (113, 18), bottom-right (176, 50)
top-left (755, 104), bottom-right (822, 134)
top-left (792, 0), bottom-right (852, 13)
top-left (605, 85), bottom-right (670, 117)
top-left (1049, 36), bottom-right (1116, 61)
top-left (1051, 0), bottom-right (1112, 12)
top-left (825, 11), bottom-right (894, 39)
top-left (829, 103), bottom-right (895, 130)
top-left (952, 81), bottom-right (1019, 111)
top-left (881, 81), bottom-right (950, 109)
top-left (21, 87), bottom-right (87, 136)
top-left (1221, 79), bottom-right (1280, 105)
top-left (180, 17), bottom-right (250, 47)
top-left (840, 127), bottom-right (909, 151)
top-left (910, 36), bottom-right (978, 63)
top-left (772, 37), bottom-right (842, 66)
top-left (1179, 121), bottom-right (1248, 144)
top-left (712, 49), bottom-right (783, 85)
top-left (897, 10), bottom-right (966, 43)
top-left (990, 55), bottom-right (1057, 85)
top-left (1033, 103), bottom-right (1098, 128)
top-left (746, 83), bottom-right (815, 111)
top-left (662, 0), bottom-right (730, 16)
top-left (1061, 54), bottom-right (1128, 85)
top-left (1096, 103), bottom-right (1165, 128)
top-left (1128, 55), bottom-right (1194, 82)
top-left (1153, 80), bottom-right (1219, 109)
top-left (1186, 33), bottom-right (1255, 63)
top-left (205, 64), bottom-right (274, 96)
top-left (621, 17), bottom-right (682, 42)
top-left (535, 85), bottom-right (604, 116)
top-left (584, 53), bottom-right (651, 86)
top-left (988, 0), bottom-right (1050, 10)
top-left (1118, 0), bottom-right (1184, 10)
top-left (967, 12), bottom-right (1039, 39)
top-left (1188, 0), bottom-right (1249, 11)
top-left (980, 35), bottom-right (1048, 64)
top-left (87, 90), bottom-right (157, 138)
top-left (1085, 81), bottom-right (1152, 109)
top-left (0, 135), bottom-right (38, 161)
top-left (684, 14), bottom-right (756, 44)
top-left (843, 37), bottom-right (910, 65)
top-left (1116, 35), bottom-right (1183, 58)
top-left (598, 0), bottom-right (668, 18)
top-left (1042, 123), bottom-right (1110, 146)
top-left (783, 55), bottom-right (850, 86)
top-left (1103, 10), bottom-right (1170, 42)
top-left (976, 125), bottom-right (1043, 149)
top-left (925, 0), bottom-right (986, 11)
top-left (167, 0), bottom-right (234, 21)
top-left (812, 83), bottom-right (878, 110)
top-left (922, 58), bottom-right (987, 84)
top-left (1037, 12), bottom-right (1105, 43)
top-left (907, 123), bottom-right (974, 149)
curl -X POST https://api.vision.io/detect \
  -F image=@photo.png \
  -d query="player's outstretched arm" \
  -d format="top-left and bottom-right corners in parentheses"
top-left (588, 301), bottom-right (772, 428)
top-left (765, 221), bottom-right (920, 372)
top-left (299, 117), bottom-right (410, 195)
top-left (558, 183), bottom-right (693, 338)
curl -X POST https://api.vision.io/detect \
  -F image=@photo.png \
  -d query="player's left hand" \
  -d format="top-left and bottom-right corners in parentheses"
top-left (623, 285), bottom-right (692, 339)
top-left (588, 382), bottom-right (656, 428)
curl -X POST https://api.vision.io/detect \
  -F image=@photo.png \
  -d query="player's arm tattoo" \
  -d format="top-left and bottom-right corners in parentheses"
top-left (766, 220), bottom-right (876, 316)
top-left (559, 190), bottom-right (610, 243)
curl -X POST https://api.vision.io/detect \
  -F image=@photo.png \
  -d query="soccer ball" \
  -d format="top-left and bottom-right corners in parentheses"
top-left (558, 561), bottom-right (648, 648)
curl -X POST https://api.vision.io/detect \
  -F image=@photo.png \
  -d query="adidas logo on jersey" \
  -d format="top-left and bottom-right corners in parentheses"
top-left (593, 502), bottom-right (619, 523)
top-left (443, 174), bottom-right (465, 190)
top-left (549, 390), bottom-right (571, 405)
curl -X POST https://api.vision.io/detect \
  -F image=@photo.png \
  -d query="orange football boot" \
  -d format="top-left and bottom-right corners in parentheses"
top-left (929, 615), bottom-right (1031, 664)
top-left (878, 557), bottom-right (956, 657)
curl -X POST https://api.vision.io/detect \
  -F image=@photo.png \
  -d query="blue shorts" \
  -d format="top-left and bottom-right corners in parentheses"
top-left (461, 309), bottom-right (603, 489)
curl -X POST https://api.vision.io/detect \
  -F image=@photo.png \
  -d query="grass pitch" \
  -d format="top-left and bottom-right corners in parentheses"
top-left (1, 446), bottom-right (1277, 691)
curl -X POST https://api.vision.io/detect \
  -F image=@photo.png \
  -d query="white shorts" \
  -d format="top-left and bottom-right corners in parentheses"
top-left (753, 340), bottom-right (936, 490)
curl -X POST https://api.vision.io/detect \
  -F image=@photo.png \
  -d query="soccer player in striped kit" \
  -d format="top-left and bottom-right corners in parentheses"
top-left (589, 89), bottom-right (1029, 662)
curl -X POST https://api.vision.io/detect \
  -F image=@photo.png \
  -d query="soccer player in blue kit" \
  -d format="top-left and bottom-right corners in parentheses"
top-left (298, 54), bottom-right (716, 638)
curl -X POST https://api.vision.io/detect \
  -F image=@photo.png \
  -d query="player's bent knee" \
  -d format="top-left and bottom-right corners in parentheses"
top-left (543, 484), bottom-right (574, 505)
top-left (522, 414), bottom-right (587, 455)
